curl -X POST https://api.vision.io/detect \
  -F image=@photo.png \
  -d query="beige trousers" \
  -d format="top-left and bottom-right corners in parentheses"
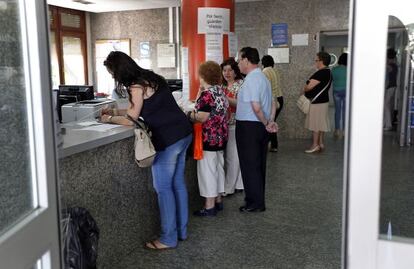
top-left (224, 125), bottom-right (243, 194)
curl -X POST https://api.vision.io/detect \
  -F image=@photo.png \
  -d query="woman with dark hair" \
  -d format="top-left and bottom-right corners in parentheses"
top-left (302, 51), bottom-right (332, 153)
top-left (187, 61), bottom-right (229, 216)
top-left (261, 55), bottom-right (283, 152)
top-left (101, 51), bottom-right (192, 250)
top-left (220, 57), bottom-right (244, 195)
top-left (331, 53), bottom-right (348, 138)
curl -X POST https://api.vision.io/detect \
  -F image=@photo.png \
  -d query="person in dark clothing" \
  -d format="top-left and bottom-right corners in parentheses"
top-left (384, 48), bottom-right (398, 131)
top-left (101, 51), bottom-right (192, 250)
top-left (302, 51), bottom-right (332, 153)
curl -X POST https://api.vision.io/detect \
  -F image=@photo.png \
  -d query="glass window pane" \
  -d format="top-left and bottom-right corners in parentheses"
top-left (62, 36), bottom-right (85, 85)
top-left (379, 15), bottom-right (414, 240)
top-left (49, 31), bottom-right (60, 89)
top-left (48, 9), bottom-right (53, 28)
top-left (0, 0), bottom-right (35, 235)
top-left (60, 12), bottom-right (81, 28)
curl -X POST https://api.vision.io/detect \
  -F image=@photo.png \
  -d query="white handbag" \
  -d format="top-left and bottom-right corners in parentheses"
top-left (127, 115), bottom-right (156, 168)
top-left (296, 95), bottom-right (311, 114)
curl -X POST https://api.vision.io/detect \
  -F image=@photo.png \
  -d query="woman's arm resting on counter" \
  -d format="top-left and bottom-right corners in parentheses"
top-left (101, 85), bottom-right (144, 126)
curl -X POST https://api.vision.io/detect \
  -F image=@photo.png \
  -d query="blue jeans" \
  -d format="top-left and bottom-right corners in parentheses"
top-left (333, 90), bottom-right (346, 130)
top-left (151, 134), bottom-right (192, 247)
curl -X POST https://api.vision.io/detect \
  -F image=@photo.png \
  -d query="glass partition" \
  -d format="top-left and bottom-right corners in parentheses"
top-left (0, 0), bottom-right (36, 236)
top-left (379, 15), bottom-right (414, 240)
top-left (62, 35), bottom-right (86, 85)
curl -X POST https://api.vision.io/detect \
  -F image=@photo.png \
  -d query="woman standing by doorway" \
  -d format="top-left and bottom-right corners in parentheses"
top-left (302, 51), bottom-right (332, 153)
top-left (332, 53), bottom-right (348, 139)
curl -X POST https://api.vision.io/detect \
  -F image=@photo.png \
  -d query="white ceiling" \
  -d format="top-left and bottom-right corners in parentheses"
top-left (47, 0), bottom-right (264, 13)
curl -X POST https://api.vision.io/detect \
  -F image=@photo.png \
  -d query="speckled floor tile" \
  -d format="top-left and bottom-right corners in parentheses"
top-left (116, 137), bottom-right (344, 269)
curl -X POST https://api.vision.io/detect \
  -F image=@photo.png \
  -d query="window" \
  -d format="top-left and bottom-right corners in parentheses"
top-left (48, 5), bottom-right (87, 87)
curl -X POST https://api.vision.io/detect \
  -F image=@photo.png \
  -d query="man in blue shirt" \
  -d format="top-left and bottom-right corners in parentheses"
top-left (236, 47), bottom-right (277, 212)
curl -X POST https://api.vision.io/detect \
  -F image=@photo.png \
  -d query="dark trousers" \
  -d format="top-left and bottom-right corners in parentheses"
top-left (236, 120), bottom-right (269, 209)
top-left (269, 96), bottom-right (284, 149)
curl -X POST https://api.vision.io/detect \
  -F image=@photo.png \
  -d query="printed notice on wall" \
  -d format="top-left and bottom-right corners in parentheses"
top-left (181, 47), bottom-right (189, 100)
top-left (157, 43), bottom-right (176, 68)
top-left (205, 33), bottom-right (223, 64)
top-left (271, 23), bottom-right (288, 46)
top-left (228, 32), bottom-right (238, 58)
top-left (267, 47), bottom-right (289, 64)
top-left (139, 42), bottom-right (150, 58)
top-left (198, 7), bottom-right (230, 34)
top-left (292, 34), bottom-right (309, 46)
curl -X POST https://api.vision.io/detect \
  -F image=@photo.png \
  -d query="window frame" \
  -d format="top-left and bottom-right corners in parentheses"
top-left (48, 5), bottom-right (88, 85)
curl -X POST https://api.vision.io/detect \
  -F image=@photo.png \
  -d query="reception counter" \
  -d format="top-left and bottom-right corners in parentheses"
top-left (58, 122), bottom-right (198, 268)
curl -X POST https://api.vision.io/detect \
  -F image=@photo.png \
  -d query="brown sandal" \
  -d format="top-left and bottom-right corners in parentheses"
top-left (144, 240), bottom-right (175, 251)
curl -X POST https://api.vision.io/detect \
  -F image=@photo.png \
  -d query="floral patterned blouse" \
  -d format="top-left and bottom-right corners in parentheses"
top-left (223, 79), bottom-right (243, 125)
top-left (195, 85), bottom-right (229, 151)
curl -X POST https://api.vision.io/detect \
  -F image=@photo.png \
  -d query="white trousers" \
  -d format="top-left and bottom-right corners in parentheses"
top-left (384, 87), bottom-right (396, 129)
top-left (224, 125), bottom-right (243, 194)
top-left (197, 150), bottom-right (225, 198)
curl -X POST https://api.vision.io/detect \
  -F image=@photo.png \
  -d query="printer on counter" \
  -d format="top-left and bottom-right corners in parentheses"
top-left (61, 99), bottom-right (116, 123)
top-left (57, 85), bottom-right (95, 122)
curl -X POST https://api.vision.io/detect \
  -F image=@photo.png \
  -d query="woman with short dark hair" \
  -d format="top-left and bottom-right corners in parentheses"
top-left (188, 61), bottom-right (229, 216)
top-left (302, 51), bottom-right (332, 153)
top-left (221, 57), bottom-right (244, 195)
top-left (101, 51), bottom-right (192, 250)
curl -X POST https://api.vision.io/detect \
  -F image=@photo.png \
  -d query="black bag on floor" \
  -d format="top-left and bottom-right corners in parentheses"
top-left (62, 207), bottom-right (100, 269)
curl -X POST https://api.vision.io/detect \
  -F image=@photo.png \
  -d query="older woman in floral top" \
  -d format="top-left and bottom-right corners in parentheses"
top-left (221, 57), bottom-right (244, 195)
top-left (188, 61), bottom-right (229, 217)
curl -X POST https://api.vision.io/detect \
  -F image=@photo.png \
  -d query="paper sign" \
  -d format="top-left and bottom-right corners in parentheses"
top-left (181, 47), bottom-right (190, 100)
top-left (205, 33), bottom-right (223, 64)
top-left (139, 42), bottom-right (150, 58)
top-left (267, 47), bottom-right (290, 64)
top-left (292, 34), bottom-right (309, 46)
top-left (157, 43), bottom-right (176, 68)
top-left (228, 32), bottom-right (238, 58)
top-left (198, 7), bottom-right (230, 34)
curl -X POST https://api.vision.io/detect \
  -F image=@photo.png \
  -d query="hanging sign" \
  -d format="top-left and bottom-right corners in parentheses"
top-left (228, 32), bottom-right (238, 58)
top-left (198, 7), bottom-right (230, 34)
top-left (181, 47), bottom-right (190, 100)
top-left (205, 33), bottom-right (223, 64)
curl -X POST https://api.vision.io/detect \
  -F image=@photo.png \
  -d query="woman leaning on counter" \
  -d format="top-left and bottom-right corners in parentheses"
top-left (100, 51), bottom-right (192, 251)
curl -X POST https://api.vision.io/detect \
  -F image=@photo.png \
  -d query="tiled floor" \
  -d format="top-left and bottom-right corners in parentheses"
top-left (117, 137), bottom-right (345, 269)
top-left (379, 132), bottom-right (414, 238)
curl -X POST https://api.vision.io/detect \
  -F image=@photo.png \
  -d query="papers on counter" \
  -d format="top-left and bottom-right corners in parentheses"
top-left (76, 121), bottom-right (101, 127)
top-left (74, 123), bottom-right (122, 132)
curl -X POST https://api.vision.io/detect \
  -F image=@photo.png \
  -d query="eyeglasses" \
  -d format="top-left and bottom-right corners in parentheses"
top-left (315, 59), bottom-right (321, 62)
